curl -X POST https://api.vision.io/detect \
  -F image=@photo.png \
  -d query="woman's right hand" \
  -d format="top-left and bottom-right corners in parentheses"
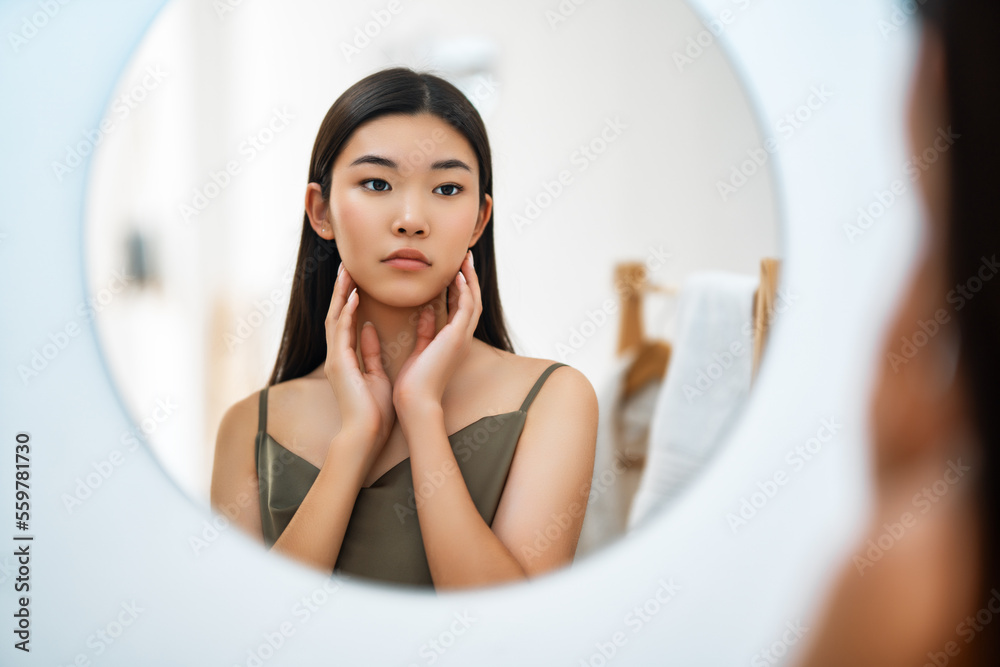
top-left (324, 262), bottom-right (395, 460)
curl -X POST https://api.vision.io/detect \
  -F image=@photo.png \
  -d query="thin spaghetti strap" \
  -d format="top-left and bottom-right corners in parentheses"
top-left (257, 386), bottom-right (269, 434)
top-left (519, 362), bottom-right (568, 412)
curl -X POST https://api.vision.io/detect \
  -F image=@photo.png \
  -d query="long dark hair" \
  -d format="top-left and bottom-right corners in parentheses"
top-left (918, 0), bottom-right (1000, 662)
top-left (268, 67), bottom-right (515, 386)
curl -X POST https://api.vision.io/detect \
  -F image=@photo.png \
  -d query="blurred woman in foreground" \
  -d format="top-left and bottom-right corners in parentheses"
top-left (802, 1), bottom-right (1000, 665)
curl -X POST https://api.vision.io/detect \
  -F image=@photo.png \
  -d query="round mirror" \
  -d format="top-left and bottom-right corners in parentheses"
top-left (84, 0), bottom-right (782, 590)
top-left (10, 0), bottom-right (929, 662)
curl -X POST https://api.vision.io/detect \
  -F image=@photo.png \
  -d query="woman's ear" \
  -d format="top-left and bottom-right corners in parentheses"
top-left (305, 182), bottom-right (334, 240)
top-left (469, 192), bottom-right (492, 248)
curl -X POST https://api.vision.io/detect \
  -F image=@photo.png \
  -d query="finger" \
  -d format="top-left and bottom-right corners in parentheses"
top-left (345, 287), bottom-right (360, 351)
top-left (463, 252), bottom-right (482, 327)
top-left (334, 287), bottom-right (360, 366)
top-left (326, 262), bottom-right (349, 322)
top-left (359, 321), bottom-right (388, 380)
top-left (452, 269), bottom-right (472, 334)
top-left (460, 253), bottom-right (481, 338)
top-left (412, 304), bottom-right (436, 356)
top-left (446, 270), bottom-right (461, 326)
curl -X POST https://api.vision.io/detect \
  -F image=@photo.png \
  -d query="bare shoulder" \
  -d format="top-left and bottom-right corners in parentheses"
top-left (210, 387), bottom-right (267, 542)
top-left (213, 388), bottom-right (262, 464)
top-left (213, 377), bottom-right (311, 451)
top-left (259, 375), bottom-right (341, 457)
top-left (212, 375), bottom-right (321, 463)
top-left (262, 374), bottom-right (325, 411)
top-left (478, 344), bottom-right (597, 414)
top-left (524, 357), bottom-right (598, 426)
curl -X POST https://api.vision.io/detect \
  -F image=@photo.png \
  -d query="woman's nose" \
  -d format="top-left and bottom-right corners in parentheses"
top-left (395, 222), bottom-right (426, 236)
top-left (394, 195), bottom-right (430, 236)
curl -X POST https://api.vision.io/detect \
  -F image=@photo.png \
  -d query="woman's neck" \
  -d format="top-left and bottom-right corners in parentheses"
top-left (348, 285), bottom-right (450, 385)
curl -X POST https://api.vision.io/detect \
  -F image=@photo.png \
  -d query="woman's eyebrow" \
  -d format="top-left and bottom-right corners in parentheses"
top-left (430, 158), bottom-right (472, 172)
top-left (348, 153), bottom-right (472, 172)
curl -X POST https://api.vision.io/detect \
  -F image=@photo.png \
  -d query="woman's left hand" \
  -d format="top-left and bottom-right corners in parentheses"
top-left (393, 250), bottom-right (481, 413)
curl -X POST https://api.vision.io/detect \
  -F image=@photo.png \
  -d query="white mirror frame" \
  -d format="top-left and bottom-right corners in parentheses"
top-left (0, 0), bottom-right (921, 664)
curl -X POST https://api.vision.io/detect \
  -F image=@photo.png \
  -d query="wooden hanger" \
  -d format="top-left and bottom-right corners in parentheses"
top-left (615, 262), bottom-right (676, 400)
top-left (751, 258), bottom-right (781, 385)
top-left (615, 257), bottom-right (782, 396)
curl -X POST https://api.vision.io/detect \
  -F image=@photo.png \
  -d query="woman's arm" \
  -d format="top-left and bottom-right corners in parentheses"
top-left (398, 364), bottom-right (599, 590)
top-left (489, 365), bottom-right (598, 575)
top-left (268, 428), bottom-right (373, 573)
top-left (210, 395), bottom-right (266, 543)
top-left (211, 395), bottom-right (375, 574)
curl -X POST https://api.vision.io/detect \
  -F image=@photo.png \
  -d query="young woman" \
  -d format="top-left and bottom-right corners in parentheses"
top-left (801, 0), bottom-right (1000, 664)
top-left (210, 67), bottom-right (598, 591)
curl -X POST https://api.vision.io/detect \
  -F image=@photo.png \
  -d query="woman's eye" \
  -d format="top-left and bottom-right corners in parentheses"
top-left (434, 183), bottom-right (464, 196)
top-left (361, 178), bottom-right (391, 192)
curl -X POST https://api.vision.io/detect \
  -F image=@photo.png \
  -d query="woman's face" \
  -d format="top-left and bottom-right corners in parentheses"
top-left (318, 112), bottom-right (491, 308)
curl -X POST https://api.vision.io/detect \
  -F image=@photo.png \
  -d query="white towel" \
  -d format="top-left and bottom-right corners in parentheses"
top-left (626, 271), bottom-right (758, 532)
top-left (575, 347), bottom-right (671, 560)
top-left (574, 352), bottom-right (633, 560)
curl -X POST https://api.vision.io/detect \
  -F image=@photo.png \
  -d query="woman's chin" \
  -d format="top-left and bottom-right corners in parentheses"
top-left (369, 289), bottom-right (444, 311)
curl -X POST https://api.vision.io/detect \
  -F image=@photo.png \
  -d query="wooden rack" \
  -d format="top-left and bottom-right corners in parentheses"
top-left (615, 258), bottom-right (781, 399)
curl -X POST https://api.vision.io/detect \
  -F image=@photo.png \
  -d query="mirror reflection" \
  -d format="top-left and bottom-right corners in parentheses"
top-left (84, 0), bottom-right (782, 590)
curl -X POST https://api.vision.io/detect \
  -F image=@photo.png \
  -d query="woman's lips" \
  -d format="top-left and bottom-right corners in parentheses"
top-left (383, 258), bottom-right (430, 271)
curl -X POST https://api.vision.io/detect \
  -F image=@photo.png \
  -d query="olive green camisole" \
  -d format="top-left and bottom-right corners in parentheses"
top-left (255, 361), bottom-right (568, 588)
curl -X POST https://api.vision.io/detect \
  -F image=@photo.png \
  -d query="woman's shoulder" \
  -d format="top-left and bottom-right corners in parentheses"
top-left (217, 387), bottom-right (264, 441)
top-left (211, 387), bottom-right (265, 502)
top-left (474, 344), bottom-right (595, 408)
top-left (217, 375), bottom-right (322, 435)
top-left (262, 374), bottom-right (327, 408)
top-left (525, 358), bottom-right (596, 413)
